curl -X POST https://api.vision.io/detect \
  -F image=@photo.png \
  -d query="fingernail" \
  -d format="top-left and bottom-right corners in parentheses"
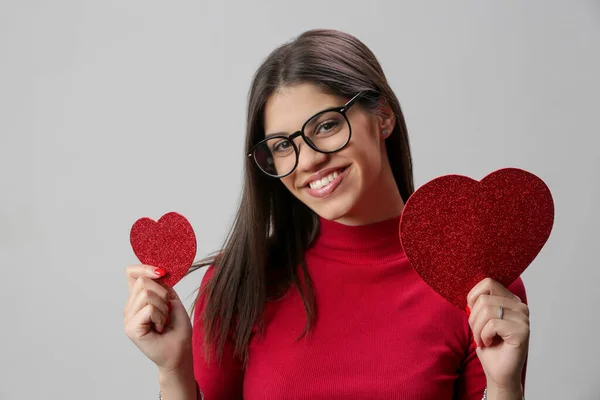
top-left (154, 268), bottom-right (166, 277)
top-left (473, 338), bottom-right (478, 348)
top-left (465, 305), bottom-right (471, 317)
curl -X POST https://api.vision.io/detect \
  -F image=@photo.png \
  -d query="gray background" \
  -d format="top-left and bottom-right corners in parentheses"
top-left (1, 1), bottom-right (599, 399)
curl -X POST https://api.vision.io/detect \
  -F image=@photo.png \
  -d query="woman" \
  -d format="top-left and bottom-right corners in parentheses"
top-left (123, 29), bottom-right (529, 400)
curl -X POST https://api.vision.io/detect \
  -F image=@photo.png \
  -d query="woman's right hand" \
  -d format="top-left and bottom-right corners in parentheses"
top-left (123, 264), bottom-right (193, 373)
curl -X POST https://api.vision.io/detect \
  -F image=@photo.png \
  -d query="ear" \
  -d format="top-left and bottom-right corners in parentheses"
top-left (376, 99), bottom-right (396, 139)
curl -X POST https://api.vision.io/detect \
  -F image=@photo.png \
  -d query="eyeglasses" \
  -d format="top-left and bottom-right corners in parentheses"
top-left (248, 91), bottom-right (365, 178)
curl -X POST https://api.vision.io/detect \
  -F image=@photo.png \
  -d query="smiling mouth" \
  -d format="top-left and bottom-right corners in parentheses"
top-left (307, 167), bottom-right (348, 189)
top-left (303, 166), bottom-right (349, 199)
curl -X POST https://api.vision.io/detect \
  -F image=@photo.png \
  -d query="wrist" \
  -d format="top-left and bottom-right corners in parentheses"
top-left (158, 356), bottom-right (195, 386)
top-left (158, 366), bottom-right (193, 385)
top-left (485, 381), bottom-right (523, 400)
top-left (158, 361), bottom-right (198, 400)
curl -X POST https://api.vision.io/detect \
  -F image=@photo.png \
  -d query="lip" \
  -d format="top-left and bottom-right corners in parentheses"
top-left (304, 166), bottom-right (350, 198)
top-left (300, 166), bottom-right (349, 188)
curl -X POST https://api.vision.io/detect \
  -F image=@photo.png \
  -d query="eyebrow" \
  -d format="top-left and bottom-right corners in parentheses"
top-left (264, 131), bottom-right (290, 139)
top-left (264, 104), bottom-right (338, 139)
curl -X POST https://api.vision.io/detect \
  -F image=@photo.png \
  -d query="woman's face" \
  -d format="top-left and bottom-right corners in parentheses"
top-left (263, 83), bottom-right (401, 225)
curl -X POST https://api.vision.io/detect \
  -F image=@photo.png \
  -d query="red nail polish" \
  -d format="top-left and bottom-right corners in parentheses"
top-left (465, 305), bottom-right (471, 316)
top-left (154, 268), bottom-right (166, 277)
top-left (473, 338), bottom-right (478, 348)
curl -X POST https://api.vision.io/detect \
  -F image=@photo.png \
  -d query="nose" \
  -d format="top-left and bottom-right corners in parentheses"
top-left (295, 141), bottom-right (328, 173)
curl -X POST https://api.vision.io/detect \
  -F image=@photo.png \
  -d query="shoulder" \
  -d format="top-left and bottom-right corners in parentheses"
top-left (191, 264), bottom-right (218, 322)
top-left (200, 264), bottom-right (217, 287)
top-left (507, 276), bottom-right (528, 304)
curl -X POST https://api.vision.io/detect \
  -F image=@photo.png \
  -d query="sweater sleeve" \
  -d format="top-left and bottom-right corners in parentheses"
top-left (191, 265), bottom-right (245, 400)
top-left (454, 277), bottom-right (528, 400)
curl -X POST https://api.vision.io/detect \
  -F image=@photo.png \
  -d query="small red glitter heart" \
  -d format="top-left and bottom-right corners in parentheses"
top-left (399, 168), bottom-right (554, 309)
top-left (130, 212), bottom-right (197, 287)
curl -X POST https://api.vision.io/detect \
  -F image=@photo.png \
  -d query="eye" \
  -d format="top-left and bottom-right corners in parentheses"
top-left (316, 120), bottom-right (339, 134)
top-left (272, 140), bottom-right (292, 153)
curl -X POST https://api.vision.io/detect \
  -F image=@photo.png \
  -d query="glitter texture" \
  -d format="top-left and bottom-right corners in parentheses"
top-left (130, 212), bottom-right (197, 287)
top-left (399, 168), bottom-right (554, 309)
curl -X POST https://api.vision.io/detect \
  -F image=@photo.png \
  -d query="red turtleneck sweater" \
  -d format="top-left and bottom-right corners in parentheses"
top-left (191, 216), bottom-right (527, 399)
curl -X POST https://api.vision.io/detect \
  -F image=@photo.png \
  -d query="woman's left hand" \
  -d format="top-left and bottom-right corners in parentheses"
top-left (467, 277), bottom-right (530, 390)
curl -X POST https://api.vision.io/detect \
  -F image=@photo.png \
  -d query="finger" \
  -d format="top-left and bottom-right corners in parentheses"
top-left (480, 317), bottom-right (530, 348)
top-left (150, 303), bottom-right (167, 333)
top-left (164, 286), bottom-right (193, 333)
top-left (470, 304), bottom-right (528, 348)
top-left (468, 294), bottom-right (523, 325)
top-left (124, 287), bottom-right (170, 324)
top-left (125, 304), bottom-right (165, 340)
top-left (467, 278), bottom-right (521, 309)
top-left (164, 287), bottom-right (182, 322)
top-left (126, 264), bottom-right (166, 289)
top-left (125, 276), bottom-right (170, 313)
top-left (166, 285), bottom-right (180, 301)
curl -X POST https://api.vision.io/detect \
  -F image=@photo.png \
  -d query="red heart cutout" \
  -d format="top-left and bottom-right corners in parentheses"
top-left (130, 212), bottom-right (197, 287)
top-left (399, 168), bottom-right (554, 309)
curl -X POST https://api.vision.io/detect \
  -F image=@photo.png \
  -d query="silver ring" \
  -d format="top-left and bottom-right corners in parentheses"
top-left (498, 305), bottom-right (504, 320)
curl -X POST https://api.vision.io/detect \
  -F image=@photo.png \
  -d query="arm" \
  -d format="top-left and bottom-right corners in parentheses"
top-left (191, 265), bottom-right (245, 400)
top-left (158, 357), bottom-right (199, 400)
top-left (455, 277), bottom-right (528, 400)
top-left (485, 277), bottom-right (528, 400)
top-left (485, 385), bottom-right (524, 400)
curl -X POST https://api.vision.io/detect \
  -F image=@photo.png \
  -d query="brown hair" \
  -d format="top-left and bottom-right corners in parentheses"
top-left (188, 29), bottom-right (414, 365)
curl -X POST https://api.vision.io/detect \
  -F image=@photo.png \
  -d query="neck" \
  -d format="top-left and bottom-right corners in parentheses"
top-left (311, 213), bottom-right (405, 264)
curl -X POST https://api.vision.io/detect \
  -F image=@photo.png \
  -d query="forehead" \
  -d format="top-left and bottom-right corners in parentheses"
top-left (263, 83), bottom-right (344, 136)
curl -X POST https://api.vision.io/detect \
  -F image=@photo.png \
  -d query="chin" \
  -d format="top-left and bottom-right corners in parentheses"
top-left (309, 197), bottom-right (356, 222)
top-left (314, 208), bottom-right (344, 222)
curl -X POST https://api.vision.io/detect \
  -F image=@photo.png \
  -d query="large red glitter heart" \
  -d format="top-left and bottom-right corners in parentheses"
top-left (130, 212), bottom-right (197, 287)
top-left (399, 168), bottom-right (554, 309)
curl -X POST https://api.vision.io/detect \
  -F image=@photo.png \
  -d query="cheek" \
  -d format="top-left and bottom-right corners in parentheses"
top-left (355, 151), bottom-right (381, 183)
top-left (351, 118), bottom-right (382, 157)
top-left (352, 135), bottom-right (383, 174)
top-left (280, 175), bottom-right (297, 192)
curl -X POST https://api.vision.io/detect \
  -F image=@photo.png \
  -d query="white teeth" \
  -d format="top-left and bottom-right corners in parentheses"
top-left (309, 169), bottom-right (343, 190)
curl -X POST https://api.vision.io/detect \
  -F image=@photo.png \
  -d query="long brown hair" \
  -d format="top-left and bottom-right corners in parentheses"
top-left (188, 29), bottom-right (414, 365)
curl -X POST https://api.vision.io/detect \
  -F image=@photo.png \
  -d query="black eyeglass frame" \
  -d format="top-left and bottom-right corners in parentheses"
top-left (247, 91), bottom-right (366, 178)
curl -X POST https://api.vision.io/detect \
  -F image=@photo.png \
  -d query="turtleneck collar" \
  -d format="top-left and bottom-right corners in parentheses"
top-left (308, 216), bottom-right (406, 265)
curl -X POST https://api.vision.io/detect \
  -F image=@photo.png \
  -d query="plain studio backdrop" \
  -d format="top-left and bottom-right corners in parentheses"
top-left (1, 1), bottom-right (599, 399)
